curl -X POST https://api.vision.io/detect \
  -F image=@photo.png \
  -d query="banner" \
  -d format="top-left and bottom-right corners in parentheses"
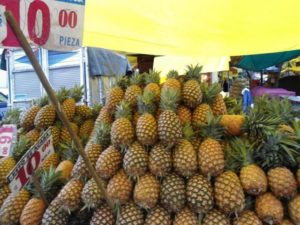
top-left (0, 0), bottom-right (85, 51)
top-left (7, 128), bottom-right (54, 193)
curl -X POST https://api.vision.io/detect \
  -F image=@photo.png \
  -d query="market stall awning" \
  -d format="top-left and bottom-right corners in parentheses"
top-left (84, 0), bottom-right (300, 56)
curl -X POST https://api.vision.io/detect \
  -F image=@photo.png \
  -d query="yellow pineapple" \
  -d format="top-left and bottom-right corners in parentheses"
top-left (0, 156), bottom-right (16, 187)
top-left (55, 160), bottom-right (74, 181)
top-left (96, 106), bottom-right (113, 125)
top-left (124, 73), bottom-right (143, 106)
top-left (41, 198), bottom-right (69, 225)
top-left (90, 203), bottom-right (115, 225)
top-left (210, 84), bottom-right (227, 116)
top-left (25, 128), bottom-right (40, 145)
top-left (162, 70), bottom-right (182, 92)
top-left (192, 103), bottom-right (212, 128)
top-left (145, 206), bottom-right (172, 225)
top-left (50, 125), bottom-right (60, 147)
top-left (202, 209), bottom-right (230, 225)
top-left (75, 104), bottom-right (93, 119)
top-left (149, 143), bottom-right (172, 177)
top-left (220, 114), bottom-right (245, 136)
top-left (105, 79), bottom-right (125, 110)
top-left (116, 202), bottom-right (144, 224)
top-left (0, 185), bottom-right (11, 207)
top-left (34, 104), bottom-right (56, 129)
top-left (60, 122), bottom-right (79, 143)
top-left (177, 105), bottom-right (192, 126)
top-left (38, 152), bottom-right (59, 172)
top-left (289, 195), bottom-right (300, 225)
top-left (79, 119), bottom-right (94, 139)
top-left (144, 70), bottom-right (161, 102)
top-left (233, 211), bottom-right (262, 225)
top-left (173, 207), bottom-right (198, 225)
top-left (20, 105), bottom-right (41, 130)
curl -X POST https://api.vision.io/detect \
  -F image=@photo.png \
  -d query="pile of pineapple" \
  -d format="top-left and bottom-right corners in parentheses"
top-left (1, 65), bottom-right (300, 225)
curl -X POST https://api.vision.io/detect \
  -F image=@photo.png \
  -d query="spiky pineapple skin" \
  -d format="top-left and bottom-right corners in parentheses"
top-left (280, 219), bottom-right (295, 225)
top-left (240, 164), bottom-right (267, 195)
top-left (60, 122), bottom-right (79, 143)
top-left (111, 118), bottom-right (134, 147)
top-left (96, 106), bottom-right (113, 124)
top-left (20, 197), bottom-right (46, 225)
top-left (268, 167), bottom-right (297, 198)
top-left (163, 78), bottom-right (181, 91)
top-left (107, 170), bottom-right (133, 205)
top-left (0, 189), bottom-right (30, 225)
top-left (211, 94), bottom-right (227, 116)
top-left (72, 143), bottom-right (102, 179)
top-left (198, 138), bottom-right (224, 177)
top-left (145, 206), bottom-right (171, 225)
top-left (149, 143), bottom-right (172, 177)
top-left (81, 178), bottom-right (106, 209)
top-left (182, 80), bottom-right (202, 109)
top-left (0, 185), bottom-right (10, 207)
top-left (289, 195), bottom-right (300, 225)
top-left (62, 98), bottom-right (76, 120)
top-left (173, 207), bottom-right (198, 225)
top-left (220, 115), bottom-right (245, 136)
top-left (124, 85), bottom-right (142, 106)
top-left (38, 152), bottom-right (59, 172)
top-left (56, 179), bottom-right (84, 212)
top-left (75, 104), bottom-right (92, 119)
top-left (25, 128), bottom-right (40, 144)
top-left (177, 105), bottom-right (192, 125)
top-left (105, 87), bottom-right (124, 110)
top-left (233, 211), bottom-right (262, 225)
top-left (50, 126), bottom-right (60, 147)
top-left (202, 209), bottom-right (230, 225)
top-left (20, 105), bottom-right (40, 130)
top-left (255, 192), bottom-right (284, 225)
top-left (0, 156), bottom-right (16, 187)
top-left (160, 174), bottom-right (186, 213)
top-left (215, 171), bottom-right (245, 214)
top-left (34, 104), bottom-right (56, 129)
top-left (192, 103), bottom-right (212, 127)
top-left (173, 139), bottom-right (197, 177)
top-left (186, 173), bottom-right (214, 213)
top-left (116, 203), bottom-right (144, 225)
top-left (123, 141), bottom-right (148, 177)
top-left (55, 160), bottom-right (74, 181)
top-left (145, 83), bottom-right (160, 102)
top-left (134, 173), bottom-right (160, 209)
top-left (136, 113), bottom-right (158, 145)
top-left (158, 110), bottom-right (182, 146)
top-left (96, 145), bottom-right (122, 179)
top-left (90, 204), bottom-right (115, 225)
top-left (79, 119), bottom-right (94, 138)
top-left (41, 199), bottom-right (69, 225)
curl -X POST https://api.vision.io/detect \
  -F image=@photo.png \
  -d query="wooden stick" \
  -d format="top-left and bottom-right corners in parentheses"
top-left (4, 11), bottom-right (113, 208)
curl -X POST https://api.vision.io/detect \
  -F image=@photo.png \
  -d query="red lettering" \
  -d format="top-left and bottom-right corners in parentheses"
top-left (27, 0), bottom-right (50, 45)
top-left (0, 126), bottom-right (13, 133)
top-left (0, 135), bottom-right (11, 144)
top-left (15, 167), bottom-right (28, 187)
top-left (2, 147), bottom-right (8, 155)
top-left (26, 151), bottom-right (41, 175)
top-left (59, 9), bottom-right (68, 27)
top-left (68, 11), bottom-right (77, 28)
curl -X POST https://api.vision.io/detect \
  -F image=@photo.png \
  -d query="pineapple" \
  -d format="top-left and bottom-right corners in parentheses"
top-left (62, 98), bottom-right (76, 120)
top-left (186, 173), bottom-right (214, 213)
top-left (144, 206), bottom-right (172, 225)
top-left (0, 188), bottom-right (30, 225)
top-left (123, 141), bottom-right (148, 177)
top-left (96, 145), bottom-right (122, 179)
top-left (192, 103), bottom-right (212, 127)
top-left (34, 104), bottom-right (56, 129)
top-left (202, 209), bottom-right (230, 225)
top-left (289, 195), bottom-right (300, 225)
top-left (25, 128), bottom-right (40, 144)
top-left (267, 167), bottom-right (297, 198)
top-left (55, 160), bottom-right (74, 181)
top-left (75, 104), bottom-right (93, 119)
top-left (96, 106), bottom-right (113, 125)
top-left (79, 119), bottom-right (94, 139)
top-left (214, 171), bottom-right (245, 214)
top-left (162, 70), bottom-right (181, 91)
top-left (124, 73), bottom-right (143, 106)
top-left (38, 152), bottom-right (59, 172)
top-left (50, 125), bottom-right (60, 147)
top-left (134, 173), bottom-right (160, 209)
top-left (149, 143), bottom-right (172, 177)
top-left (111, 101), bottom-right (134, 147)
top-left (116, 202), bottom-right (144, 225)
top-left (0, 185), bottom-right (11, 207)
top-left (107, 169), bottom-right (133, 205)
top-left (60, 122), bottom-right (79, 143)
top-left (41, 198), bottom-right (69, 225)
top-left (90, 121), bottom-right (111, 149)
top-left (173, 124), bottom-right (197, 177)
top-left (173, 207), bottom-right (198, 225)
top-left (158, 88), bottom-right (182, 146)
top-left (210, 83), bottom-right (227, 116)
top-left (136, 90), bottom-right (158, 145)
top-left (144, 70), bottom-right (161, 102)
top-left (0, 156), bottom-right (16, 187)
top-left (90, 203), bottom-right (115, 225)
top-left (280, 219), bottom-right (295, 225)
top-left (160, 174), bottom-right (186, 213)
top-left (56, 178), bottom-right (84, 213)
top-left (198, 114), bottom-right (225, 177)
top-left (220, 114), bottom-right (245, 136)
top-left (81, 178), bottom-right (107, 209)
top-left (182, 64), bottom-right (203, 109)
top-left (233, 211), bottom-right (262, 225)
top-left (177, 105), bottom-right (192, 125)
top-left (20, 105), bottom-right (41, 130)
top-left (105, 78), bottom-right (125, 110)
top-left (226, 138), bottom-right (267, 196)
top-left (255, 192), bottom-right (284, 224)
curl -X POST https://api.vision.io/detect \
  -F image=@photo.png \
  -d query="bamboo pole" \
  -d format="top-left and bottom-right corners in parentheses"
top-left (4, 11), bottom-right (112, 208)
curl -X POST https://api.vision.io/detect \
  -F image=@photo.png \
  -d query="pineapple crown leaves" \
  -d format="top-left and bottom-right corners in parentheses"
top-left (166, 70), bottom-right (179, 79)
top-left (114, 75), bottom-right (130, 90)
top-left (182, 123), bottom-right (194, 141)
top-left (58, 141), bottom-right (79, 162)
top-left (33, 95), bottom-right (49, 107)
top-left (254, 132), bottom-right (300, 170)
top-left (185, 64), bottom-right (203, 81)
top-left (144, 70), bottom-right (161, 85)
top-left (92, 122), bottom-right (111, 148)
top-left (137, 89), bottom-right (157, 115)
top-left (0, 108), bottom-right (21, 127)
top-left (197, 112), bottom-right (225, 140)
top-left (56, 86), bottom-right (71, 103)
top-left (159, 88), bottom-right (180, 111)
top-left (91, 104), bottom-right (103, 120)
top-left (225, 138), bottom-right (256, 172)
top-left (129, 73), bottom-right (143, 86)
top-left (70, 85), bottom-right (84, 102)
top-left (115, 100), bottom-right (132, 120)
top-left (12, 135), bottom-right (31, 161)
top-left (201, 82), bottom-right (221, 105)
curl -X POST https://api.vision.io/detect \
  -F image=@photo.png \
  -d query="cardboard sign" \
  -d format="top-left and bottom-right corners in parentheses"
top-left (0, 124), bottom-right (17, 157)
top-left (7, 128), bottom-right (54, 193)
top-left (0, 0), bottom-right (85, 51)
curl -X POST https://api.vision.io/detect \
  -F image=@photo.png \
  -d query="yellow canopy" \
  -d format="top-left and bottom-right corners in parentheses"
top-left (84, 0), bottom-right (300, 56)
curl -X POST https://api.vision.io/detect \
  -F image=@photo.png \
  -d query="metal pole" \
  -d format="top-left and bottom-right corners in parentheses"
top-left (4, 11), bottom-right (112, 208)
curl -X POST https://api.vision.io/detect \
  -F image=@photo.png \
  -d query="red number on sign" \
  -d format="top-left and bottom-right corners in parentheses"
top-left (0, 135), bottom-right (12, 144)
top-left (27, 0), bottom-right (50, 45)
top-left (68, 11), bottom-right (77, 28)
top-left (0, 0), bottom-right (21, 47)
top-left (2, 147), bottom-right (8, 155)
top-left (58, 9), bottom-right (68, 27)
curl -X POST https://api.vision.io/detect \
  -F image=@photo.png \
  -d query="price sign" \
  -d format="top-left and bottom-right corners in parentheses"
top-left (0, 0), bottom-right (85, 51)
top-left (7, 128), bottom-right (54, 193)
top-left (0, 124), bottom-right (17, 157)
